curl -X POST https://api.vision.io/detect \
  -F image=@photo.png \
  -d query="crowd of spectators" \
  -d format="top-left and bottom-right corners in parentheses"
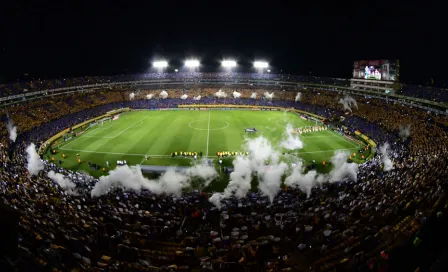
top-left (0, 86), bottom-right (447, 271)
top-left (3, 72), bottom-right (448, 103)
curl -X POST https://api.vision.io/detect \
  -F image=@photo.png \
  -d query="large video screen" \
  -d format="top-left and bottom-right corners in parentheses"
top-left (353, 60), bottom-right (398, 81)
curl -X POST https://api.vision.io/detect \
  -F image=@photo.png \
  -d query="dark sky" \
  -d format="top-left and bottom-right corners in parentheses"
top-left (1, 1), bottom-right (445, 86)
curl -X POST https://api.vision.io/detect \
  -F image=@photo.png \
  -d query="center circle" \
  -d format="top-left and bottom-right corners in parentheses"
top-left (189, 120), bottom-right (230, 130)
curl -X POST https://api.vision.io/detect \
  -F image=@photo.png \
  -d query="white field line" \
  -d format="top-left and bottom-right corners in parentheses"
top-left (300, 135), bottom-right (334, 138)
top-left (206, 110), bottom-right (211, 158)
top-left (59, 147), bottom-right (167, 157)
top-left (58, 114), bottom-right (148, 149)
top-left (291, 147), bottom-right (359, 155)
top-left (58, 146), bottom-right (360, 157)
top-left (325, 130), bottom-right (360, 148)
top-left (74, 115), bottom-right (147, 139)
top-left (58, 129), bottom-right (94, 149)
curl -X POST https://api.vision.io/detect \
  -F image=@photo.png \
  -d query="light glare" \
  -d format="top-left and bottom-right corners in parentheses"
top-left (222, 60), bottom-right (237, 67)
top-left (153, 61), bottom-right (168, 68)
top-left (185, 60), bottom-right (200, 67)
top-left (254, 61), bottom-right (269, 68)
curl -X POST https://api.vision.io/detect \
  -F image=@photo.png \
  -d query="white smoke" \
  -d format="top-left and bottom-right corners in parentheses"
top-left (214, 90), bottom-right (227, 98)
top-left (129, 92), bottom-right (135, 100)
top-left (250, 92), bottom-right (257, 99)
top-left (233, 91), bottom-right (241, 98)
top-left (285, 151), bottom-right (358, 198)
top-left (210, 136), bottom-right (359, 208)
top-left (399, 125), bottom-right (411, 140)
top-left (264, 92), bottom-right (274, 100)
top-left (285, 161), bottom-right (320, 198)
top-left (185, 163), bottom-right (218, 187)
top-left (159, 91), bottom-right (168, 99)
top-left (295, 92), bottom-right (301, 102)
top-left (181, 94), bottom-right (188, 100)
top-left (280, 124), bottom-right (304, 150)
top-left (47, 170), bottom-right (76, 192)
top-left (338, 95), bottom-right (358, 112)
top-left (378, 143), bottom-right (393, 171)
top-left (193, 95), bottom-right (201, 101)
top-left (146, 94), bottom-right (154, 100)
top-left (26, 143), bottom-right (44, 176)
top-left (6, 114), bottom-right (17, 142)
top-left (328, 151), bottom-right (359, 182)
top-left (91, 163), bottom-right (217, 198)
top-left (210, 137), bottom-right (284, 207)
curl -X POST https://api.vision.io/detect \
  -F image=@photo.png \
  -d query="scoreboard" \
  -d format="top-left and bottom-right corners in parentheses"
top-left (352, 60), bottom-right (399, 82)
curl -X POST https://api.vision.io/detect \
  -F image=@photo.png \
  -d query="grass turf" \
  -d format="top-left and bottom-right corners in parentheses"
top-left (46, 110), bottom-right (366, 190)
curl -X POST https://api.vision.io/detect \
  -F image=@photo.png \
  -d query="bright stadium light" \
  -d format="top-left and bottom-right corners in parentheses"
top-left (222, 60), bottom-right (237, 68)
top-left (185, 60), bottom-right (200, 67)
top-left (153, 61), bottom-right (168, 68)
top-left (254, 61), bottom-right (269, 68)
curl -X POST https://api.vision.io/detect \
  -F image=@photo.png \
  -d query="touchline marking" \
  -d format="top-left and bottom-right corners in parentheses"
top-left (206, 111), bottom-right (211, 158)
top-left (59, 147), bottom-right (171, 157)
top-left (326, 130), bottom-right (360, 148)
top-left (291, 147), bottom-right (359, 154)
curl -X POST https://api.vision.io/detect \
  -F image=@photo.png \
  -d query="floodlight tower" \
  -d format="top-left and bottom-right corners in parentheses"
top-left (222, 60), bottom-right (237, 72)
top-left (153, 61), bottom-right (168, 73)
top-left (185, 59), bottom-right (200, 73)
top-left (254, 61), bottom-right (269, 73)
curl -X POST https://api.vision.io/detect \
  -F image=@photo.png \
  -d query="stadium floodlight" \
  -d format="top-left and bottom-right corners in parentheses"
top-left (185, 60), bottom-right (200, 67)
top-left (222, 60), bottom-right (237, 68)
top-left (153, 61), bottom-right (168, 68)
top-left (254, 61), bottom-right (269, 68)
top-left (175, 69), bottom-right (178, 72)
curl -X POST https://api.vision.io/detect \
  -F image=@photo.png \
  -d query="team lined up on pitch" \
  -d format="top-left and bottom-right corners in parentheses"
top-left (292, 125), bottom-right (328, 134)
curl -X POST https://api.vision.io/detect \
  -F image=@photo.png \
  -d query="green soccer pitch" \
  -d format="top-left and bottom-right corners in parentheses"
top-left (46, 110), bottom-right (366, 188)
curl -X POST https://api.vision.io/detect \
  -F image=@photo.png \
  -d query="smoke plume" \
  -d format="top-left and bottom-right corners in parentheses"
top-left (264, 92), bottom-right (274, 100)
top-left (378, 143), bottom-right (393, 171)
top-left (295, 92), bottom-right (301, 102)
top-left (159, 91), bottom-right (168, 99)
top-left (280, 124), bottom-right (304, 150)
top-left (210, 134), bottom-right (359, 208)
top-left (47, 170), bottom-right (76, 192)
top-left (338, 95), bottom-right (358, 112)
top-left (129, 92), bottom-right (135, 100)
top-left (146, 94), bottom-right (154, 100)
top-left (210, 136), bottom-right (283, 208)
top-left (6, 114), bottom-right (17, 142)
top-left (233, 91), bottom-right (241, 98)
top-left (328, 151), bottom-right (359, 182)
top-left (250, 92), bottom-right (257, 99)
top-left (284, 151), bottom-right (358, 198)
top-left (91, 163), bottom-right (217, 198)
top-left (214, 90), bottom-right (227, 98)
top-left (285, 161), bottom-right (320, 198)
top-left (26, 143), bottom-right (44, 176)
top-left (399, 125), bottom-right (411, 140)
top-left (181, 94), bottom-right (188, 100)
top-left (193, 95), bottom-right (201, 101)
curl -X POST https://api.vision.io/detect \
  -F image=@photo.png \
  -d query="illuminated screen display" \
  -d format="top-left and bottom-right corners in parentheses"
top-left (353, 60), bottom-right (398, 81)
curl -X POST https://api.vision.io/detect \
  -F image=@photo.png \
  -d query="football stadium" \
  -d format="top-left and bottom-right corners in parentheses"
top-left (2, 7), bottom-right (448, 269)
top-left (2, 66), bottom-right (448, 271)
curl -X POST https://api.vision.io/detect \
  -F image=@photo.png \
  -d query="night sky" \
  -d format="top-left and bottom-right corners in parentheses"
top-left (1, 1), bottom-right (444, 86)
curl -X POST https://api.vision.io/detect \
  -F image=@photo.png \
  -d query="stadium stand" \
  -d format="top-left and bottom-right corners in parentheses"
top-left (0, 77), bottom-right (447, 271)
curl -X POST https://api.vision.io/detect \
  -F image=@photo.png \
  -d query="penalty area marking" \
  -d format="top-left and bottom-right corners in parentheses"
top-left (188, 119), bottom-right (230, 131)
top-left (58, 147), bottom-right (172, 157)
